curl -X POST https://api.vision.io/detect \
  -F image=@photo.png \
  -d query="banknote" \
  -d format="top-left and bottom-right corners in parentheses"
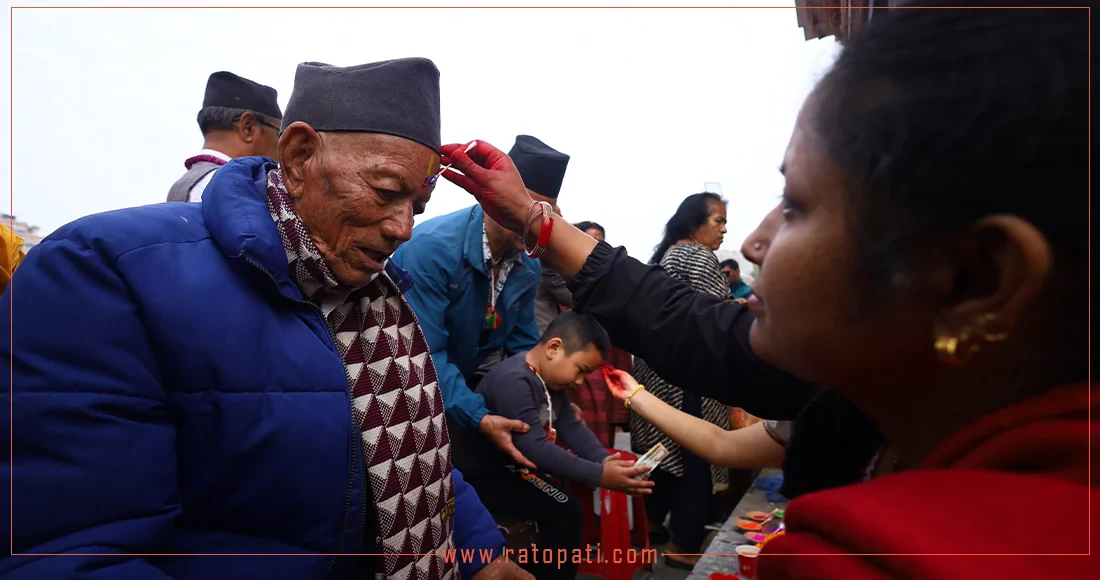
top-left (631, 443), bottom-right (668, 479)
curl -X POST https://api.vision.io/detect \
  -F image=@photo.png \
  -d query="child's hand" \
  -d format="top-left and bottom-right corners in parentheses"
top-left (599, 458), bottom-right (655, 496)
top-left (602, 366), bottom-right (639, 401)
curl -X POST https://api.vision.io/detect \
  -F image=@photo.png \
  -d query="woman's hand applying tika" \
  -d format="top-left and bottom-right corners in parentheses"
top-left (440, 140), bottom-right (600, 281)
top-left (602, 365), bottom-right (639, 402)
top-left (440, 141), bottom-right (533, 234)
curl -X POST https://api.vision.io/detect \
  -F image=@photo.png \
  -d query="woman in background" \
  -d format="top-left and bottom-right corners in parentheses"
top-left (629, 193), bottom-right (732, 567)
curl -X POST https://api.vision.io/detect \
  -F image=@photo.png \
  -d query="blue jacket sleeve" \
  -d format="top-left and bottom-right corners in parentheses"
top-left (504, 279), bottom-right (541, 356)
top-left (394, 239), bottom-right (490, 429)
top-left (450, 468), bottom-right (505, 578)
top-left (0, 239), bottom-right (179, 579)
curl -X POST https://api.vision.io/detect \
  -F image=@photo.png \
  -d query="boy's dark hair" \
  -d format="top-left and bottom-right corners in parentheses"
top-left (719, 259), bottom-right (739, 271)
top-left (540, 311), bottom-right (610, 358)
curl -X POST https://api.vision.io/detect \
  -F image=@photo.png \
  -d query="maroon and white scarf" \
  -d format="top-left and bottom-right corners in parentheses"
top-left (266, 169), bottom-right (457, 580)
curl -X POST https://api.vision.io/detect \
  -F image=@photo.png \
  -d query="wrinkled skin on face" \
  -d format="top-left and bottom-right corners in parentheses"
top-left (278, 124), bottom-right (438, 288)
top-left (691, 201), bottom-right (727, 250)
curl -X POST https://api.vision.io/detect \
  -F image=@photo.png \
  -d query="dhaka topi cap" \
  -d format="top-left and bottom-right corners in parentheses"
top-left (280, 58), bottom-right (442, 152)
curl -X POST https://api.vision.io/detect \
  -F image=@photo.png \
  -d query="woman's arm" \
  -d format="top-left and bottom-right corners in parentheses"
top-left (572, 244), bottom-right (818, 419)
top-left (440, 141), bottom-right (820, 420)
top-left (621, 384), bottom-right (786, 469)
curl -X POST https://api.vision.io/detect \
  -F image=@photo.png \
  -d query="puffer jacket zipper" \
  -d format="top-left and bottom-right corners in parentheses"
top-left (242, 256), bottom-right (364, 580)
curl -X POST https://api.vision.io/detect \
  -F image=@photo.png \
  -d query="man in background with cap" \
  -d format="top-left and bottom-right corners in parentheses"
top-left (166, 71), bottom-right (282, 203)
top-left (3, 58), bottom-right (528, 580)
top-left (392, 135), bottom-right (569, 471)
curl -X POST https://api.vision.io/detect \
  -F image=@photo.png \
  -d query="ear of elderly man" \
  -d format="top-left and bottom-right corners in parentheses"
top-left (1, 58), bottom-right (532, 580)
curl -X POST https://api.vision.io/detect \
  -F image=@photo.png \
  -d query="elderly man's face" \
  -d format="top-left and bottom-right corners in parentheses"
top-left (279, 124), bottom-right (437, 287)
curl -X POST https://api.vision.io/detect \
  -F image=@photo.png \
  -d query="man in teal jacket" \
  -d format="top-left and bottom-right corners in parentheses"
top-left (393, 135), bottom-right (569, 467)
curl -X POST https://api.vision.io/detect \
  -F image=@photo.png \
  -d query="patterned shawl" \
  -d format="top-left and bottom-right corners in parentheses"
top-left (266, 169), bottom-right (457, 580)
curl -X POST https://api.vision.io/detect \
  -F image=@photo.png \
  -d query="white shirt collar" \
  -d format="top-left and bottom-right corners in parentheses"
top-left (199, 148), bottom-right (232, 162)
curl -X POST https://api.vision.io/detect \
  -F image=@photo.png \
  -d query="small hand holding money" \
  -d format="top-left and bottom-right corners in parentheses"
top-left (630, 443), bottom-right (669, 480)
top-left (599, 453), bottom-right (655, 496)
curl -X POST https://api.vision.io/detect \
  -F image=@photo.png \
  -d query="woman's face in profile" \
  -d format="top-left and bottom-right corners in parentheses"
top-left (692, 201), bottom-right (727, 250)
top-left (744, 100), bottom-right (935, 399)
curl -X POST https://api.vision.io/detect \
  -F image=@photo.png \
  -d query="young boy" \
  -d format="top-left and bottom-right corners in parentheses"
top-left (454, 311), bottom-right (653, 579)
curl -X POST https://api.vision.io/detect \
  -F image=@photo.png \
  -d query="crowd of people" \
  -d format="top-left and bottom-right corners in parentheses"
top-left (1, 3), bottom-right (1092, 580)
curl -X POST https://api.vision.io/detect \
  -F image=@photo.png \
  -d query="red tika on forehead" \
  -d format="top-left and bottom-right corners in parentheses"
top-left (423, 141), bottom-right (477, 189)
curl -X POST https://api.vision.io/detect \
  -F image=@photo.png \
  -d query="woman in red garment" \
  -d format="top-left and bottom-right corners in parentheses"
top-left (439, 4), bottom-right (1092, 578)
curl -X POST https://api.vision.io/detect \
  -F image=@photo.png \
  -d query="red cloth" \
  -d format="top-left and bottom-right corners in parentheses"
top-left (570, 346), bottom-right (633, 448)
top-left (760, 382), bottom-right (1098, 579)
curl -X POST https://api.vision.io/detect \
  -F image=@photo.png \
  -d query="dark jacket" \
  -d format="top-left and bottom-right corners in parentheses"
top-left (566, 243), bottom-right (883, 499)
top-left (534, 264), bottom-right (571, 333)
top-left (454, 354), bottom-right (609, 488)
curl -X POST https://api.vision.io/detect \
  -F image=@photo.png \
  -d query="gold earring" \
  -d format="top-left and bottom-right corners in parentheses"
top-left (935, 333), bottom-right (976, 366)
top-left (934, 314), bottom-right (1011, 367)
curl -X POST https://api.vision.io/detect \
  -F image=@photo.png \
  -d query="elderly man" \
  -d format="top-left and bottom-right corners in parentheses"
top-left (1, 59), bottom-right (527, 580)
top-left (391, 135), bottom-right (569, 468)
top-left (167, 71), bottom-right (283, 202)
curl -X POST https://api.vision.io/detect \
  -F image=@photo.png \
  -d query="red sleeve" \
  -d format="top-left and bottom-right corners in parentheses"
top-left (760, 534), bottom-right (891, 580)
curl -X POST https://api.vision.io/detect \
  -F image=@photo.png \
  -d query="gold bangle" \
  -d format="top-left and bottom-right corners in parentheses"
top-left (624, 385), bottom-right (645, 409)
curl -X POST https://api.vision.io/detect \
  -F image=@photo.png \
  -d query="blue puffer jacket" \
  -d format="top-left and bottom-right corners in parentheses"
top-left (0, 157), bottom-right (504, 580)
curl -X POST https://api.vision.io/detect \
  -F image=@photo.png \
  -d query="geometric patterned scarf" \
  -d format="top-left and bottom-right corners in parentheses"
top-left (265, 169), bottom-right (458, 580)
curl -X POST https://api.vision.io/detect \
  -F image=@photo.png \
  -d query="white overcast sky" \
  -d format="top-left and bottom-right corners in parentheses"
top-left (3, 0), bottom-right (839, 260)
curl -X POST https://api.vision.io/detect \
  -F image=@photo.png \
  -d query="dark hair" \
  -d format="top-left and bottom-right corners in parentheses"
top-left (540, 311), bottom-right (610, 358)
top-left (719, 259), bottom-right (740, 271)
top-left (197, 106), bottom-right (280, 136)
top-left (810, 5), bottom-right (1087, 310)
top-left (650, 192), bottom-right (726, 264)
top-left (574, 221), bottom-right (606, 237)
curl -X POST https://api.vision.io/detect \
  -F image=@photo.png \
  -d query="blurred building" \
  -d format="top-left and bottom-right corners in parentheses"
top-left (795, 0), bottom-right (904, 43)
top-left (2, 213), bottom-right (44, 253)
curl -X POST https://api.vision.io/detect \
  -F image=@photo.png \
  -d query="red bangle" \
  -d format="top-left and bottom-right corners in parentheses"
top-left (523, 201), bottom-right (553, 258)
top-left (522, 201), bottom-right (547, 251)
top-left (531, 213), bottom-right (553, 258)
